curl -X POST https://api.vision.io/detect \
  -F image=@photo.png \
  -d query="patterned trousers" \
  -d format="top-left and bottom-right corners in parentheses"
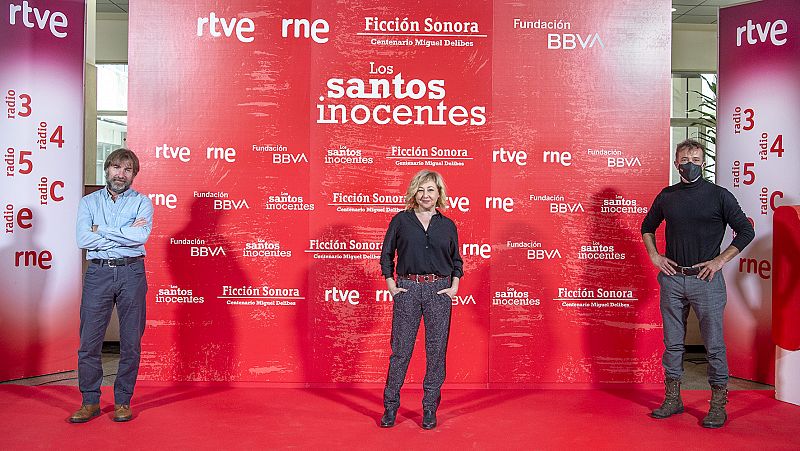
top-left (384, 277), bottom-right (452, 410)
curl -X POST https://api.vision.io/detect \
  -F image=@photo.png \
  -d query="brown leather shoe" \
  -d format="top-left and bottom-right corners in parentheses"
top-left (69, 404), bottom-right (101, 423)
top-left (113, 404), bottom-right (133, 422)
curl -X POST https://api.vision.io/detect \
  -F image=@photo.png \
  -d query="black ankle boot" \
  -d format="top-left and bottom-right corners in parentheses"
top-left (651, 378), bottom-right (684, 419)
top-left (702, 385), bottom-right (728, 428)
top-left (380, 408), bottom-right (397, 428)
top-left (421, 409), bottom-right (437, 429)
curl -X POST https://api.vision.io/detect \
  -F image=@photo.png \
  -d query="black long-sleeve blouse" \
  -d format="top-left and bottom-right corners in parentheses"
top-left (380, 209), bottom-right (464, 279)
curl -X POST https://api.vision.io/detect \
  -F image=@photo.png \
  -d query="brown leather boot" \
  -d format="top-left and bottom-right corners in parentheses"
top-left (702, 385), bottom-right (728, 428)
top-left (69, 404), bottom-right (101, 423)
top-left (651, 378), bottom-right (684, 419)
top-left (113, 404), bottom-right (133, 422)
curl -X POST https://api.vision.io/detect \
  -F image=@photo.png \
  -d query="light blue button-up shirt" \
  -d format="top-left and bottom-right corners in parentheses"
top-left (76, 187), bottom-right (154, 260)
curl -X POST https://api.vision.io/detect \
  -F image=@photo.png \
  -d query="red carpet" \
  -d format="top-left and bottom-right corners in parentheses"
top-left (0, 386), bottom-right (798, 450)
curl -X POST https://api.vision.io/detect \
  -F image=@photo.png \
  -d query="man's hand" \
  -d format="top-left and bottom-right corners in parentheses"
top-left (132, 218), bottom-right (147, 227)
top-left (693, 257), bottom-right (725, 281)
top-left (650, 253), bottom-right (678, 275)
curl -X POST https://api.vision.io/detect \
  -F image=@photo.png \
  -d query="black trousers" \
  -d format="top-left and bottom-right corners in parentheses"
top-left (383, 277), bottom-right (452, 410)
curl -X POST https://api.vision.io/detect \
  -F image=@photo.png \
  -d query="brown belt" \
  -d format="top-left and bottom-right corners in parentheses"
top-left (400, 274), bottom-right (449, 283)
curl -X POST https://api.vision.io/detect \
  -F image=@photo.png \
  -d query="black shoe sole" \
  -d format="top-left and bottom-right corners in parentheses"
top-left (421, 423), bottom-right (437, 430)
top-left (112, 416), bottom-right (133, 422)
top-left (702, 419), bottom-right (727, 429)
top-left (650, 407), bottom-right (684, 419)
top-left (379, 422), bottom-right (395, 428)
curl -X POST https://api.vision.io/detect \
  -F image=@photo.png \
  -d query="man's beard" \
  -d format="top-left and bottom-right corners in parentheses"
top-left (106, 177), bottom-right (132, 194)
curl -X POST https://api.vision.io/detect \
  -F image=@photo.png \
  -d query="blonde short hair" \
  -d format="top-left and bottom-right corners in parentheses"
top-left (404, 169), bottom-right (448, 210)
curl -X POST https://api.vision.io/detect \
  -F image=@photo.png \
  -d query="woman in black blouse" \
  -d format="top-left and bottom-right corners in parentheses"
top-left (378, 169), bottom-right (463, 430)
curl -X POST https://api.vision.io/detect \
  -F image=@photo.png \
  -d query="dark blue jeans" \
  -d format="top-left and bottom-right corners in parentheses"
top-left (78, 259), bottom-right (147, 405)
top-left (658, 271), bottom-right (728, 386)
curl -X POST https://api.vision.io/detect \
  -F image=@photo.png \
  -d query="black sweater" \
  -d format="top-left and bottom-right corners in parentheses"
top-left (641, 179), bottom-right (755, 267)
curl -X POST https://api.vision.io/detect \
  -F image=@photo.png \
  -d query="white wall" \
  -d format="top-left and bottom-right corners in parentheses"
top-left (96, 14), bottom-right (129, 62)
top-left (672, 23), bottom-right (717, 73)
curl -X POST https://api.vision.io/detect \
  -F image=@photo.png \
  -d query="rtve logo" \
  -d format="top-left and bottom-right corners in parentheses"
top-left (325, 286), bottom-right (360, 305)
top-left (8, 1), bottom-right (68, 38)
top-left (492, 147), bottom-right (528, 166)
top-left (448, 195), bottom-right (470, 212)
top-left (737, 19), bottom-right (788, 47)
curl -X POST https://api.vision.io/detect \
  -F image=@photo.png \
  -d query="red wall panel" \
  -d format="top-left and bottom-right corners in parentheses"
top-left (129, 0), bottom-right (670, 385)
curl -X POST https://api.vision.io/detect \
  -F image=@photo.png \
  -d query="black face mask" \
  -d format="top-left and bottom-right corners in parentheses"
top-left (678, 162), bottom-right (703, 182)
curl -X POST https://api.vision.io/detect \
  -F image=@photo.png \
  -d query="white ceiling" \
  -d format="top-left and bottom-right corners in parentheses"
top-left (673, 0), bottom-right (752, 24)
top-left (97, 0), bottom-right (128, 14)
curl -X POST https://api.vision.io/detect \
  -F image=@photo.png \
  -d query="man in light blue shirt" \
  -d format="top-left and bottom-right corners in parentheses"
top-left (70, 148), bottom-right (153, 423)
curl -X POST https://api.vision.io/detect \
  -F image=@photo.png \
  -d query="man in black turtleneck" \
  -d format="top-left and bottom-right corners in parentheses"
top-left (641, 139), bottom-right (754, 429)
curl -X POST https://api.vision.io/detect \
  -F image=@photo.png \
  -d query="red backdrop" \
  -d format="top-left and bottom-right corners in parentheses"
top-left (128, 0), bottom-right (670, 385)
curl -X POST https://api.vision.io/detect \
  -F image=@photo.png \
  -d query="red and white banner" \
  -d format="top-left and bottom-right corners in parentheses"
top-left (718, 0), bottom-right (800, 385)
top-left (129, 0), bottom-right (670, 385)
top-left (0, 0), bottom-right (85, 380)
